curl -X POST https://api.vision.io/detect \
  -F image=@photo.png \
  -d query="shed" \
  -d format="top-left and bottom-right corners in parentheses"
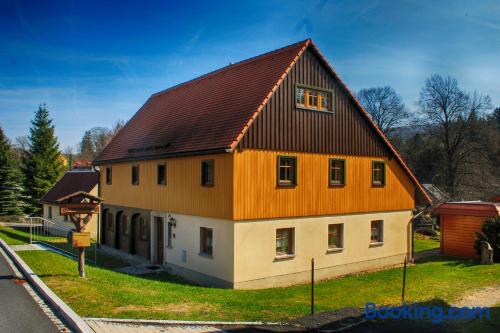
top-left (433, 201), bottom-right (500, 258)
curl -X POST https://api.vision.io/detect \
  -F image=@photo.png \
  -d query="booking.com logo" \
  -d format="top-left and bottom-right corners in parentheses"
top-left (365, 302), bottom-right (490, 323)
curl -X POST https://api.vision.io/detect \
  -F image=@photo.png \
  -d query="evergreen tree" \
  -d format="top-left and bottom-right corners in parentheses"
top-left (79, 130), bottom-right (95, 160)
top-left (0, 127), bottom-right (24, 216)
top-left (22, 104), bottom-right (65, 214)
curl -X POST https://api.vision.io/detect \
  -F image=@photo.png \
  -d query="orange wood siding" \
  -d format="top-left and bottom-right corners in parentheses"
top-left (233, 149), bottom-right (415, 220)
top-left (441, 214), bottom-right (485, 258)
top-left (100, 154), bottom-right (233, 219)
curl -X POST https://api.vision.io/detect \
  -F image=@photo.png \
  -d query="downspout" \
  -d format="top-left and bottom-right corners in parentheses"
top-left (410, 209), bottom-right (426, 263)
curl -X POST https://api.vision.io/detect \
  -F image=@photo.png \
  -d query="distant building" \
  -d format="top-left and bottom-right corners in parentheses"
top-left (72, 159), bottom-right (93, 170)
top-left (39, 171), bottom-right (99, 238)
top-left (422, 183), bottom-right (449, 205)
top-left (93, 39), bottom-right (431, 289)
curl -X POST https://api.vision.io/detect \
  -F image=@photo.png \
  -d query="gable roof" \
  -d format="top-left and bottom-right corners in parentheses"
top-left (95, 40), bottom-right (308, 163)
top-left (94, 39), bottom-right (431, 204)
top-left (40, 171), bottom-right (99, 204)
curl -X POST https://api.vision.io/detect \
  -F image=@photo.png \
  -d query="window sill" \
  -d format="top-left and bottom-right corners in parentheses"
top-left (369, 242), bottom-right (384, 247)
top-left (277, 183), bottom-right (297, 188)
top-left (274, 254), bottom-right (295, 261)
top-left (198, 253), bottom-right (213, 259)
top-left (327, 247), bottom-right (344, 253)
top-left (329, 183), bottom-right (345, 188)
top-left (371, 183), bottom-right (385, 188)
top-left (296, 106), bottom-right (334, 114)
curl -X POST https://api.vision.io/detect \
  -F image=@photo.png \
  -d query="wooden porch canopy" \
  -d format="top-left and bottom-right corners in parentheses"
top-left (56, 191), bottom-right (103, 216)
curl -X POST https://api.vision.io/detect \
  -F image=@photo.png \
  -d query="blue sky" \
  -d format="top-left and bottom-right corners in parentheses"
top-left (1, 0), bottom-right (499, 150)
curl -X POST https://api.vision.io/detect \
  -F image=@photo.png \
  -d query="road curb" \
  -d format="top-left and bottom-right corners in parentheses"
top-left (0, 238), bottom-right (95, 333)
top-left (83, 317), bottom-right (283, 327)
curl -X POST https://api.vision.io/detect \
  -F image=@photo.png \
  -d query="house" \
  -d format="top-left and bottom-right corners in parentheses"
top-left (94, 39), bottom-right (431, 289)
top-left (40, 170), bottom-right (100, 238)
top-left (73, 159), bottom-right (93, 170)
top-left (433, 201), bottom-right (500, 258)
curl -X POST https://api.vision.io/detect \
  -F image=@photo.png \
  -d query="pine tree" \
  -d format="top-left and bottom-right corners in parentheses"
top-left (22, 104), bottom-right (65, 214)
top-left (0, 127), bottom-right (24, 216)
top-left (80, 130), bottom-right (95, 160)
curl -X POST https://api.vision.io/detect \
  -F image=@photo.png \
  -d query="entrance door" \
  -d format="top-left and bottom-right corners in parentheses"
top-left (154, 217), bottom-right (164, 264)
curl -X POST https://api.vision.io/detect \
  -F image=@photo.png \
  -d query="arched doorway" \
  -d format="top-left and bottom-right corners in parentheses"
top-left (115, 211), bottom-right (123, 249)
top-left (101, 209), bottom-right (108, 245)
top-left (130, 213), bottom-right (140, 255)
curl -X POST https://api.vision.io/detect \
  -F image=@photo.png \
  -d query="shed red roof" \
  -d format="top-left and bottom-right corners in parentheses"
top-left (40, 171), bottom-right (99, 204)
top-left (433, 202), bottom-right (500, 217)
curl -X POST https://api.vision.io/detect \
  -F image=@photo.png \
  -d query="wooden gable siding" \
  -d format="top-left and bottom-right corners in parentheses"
top-left (99, 154), bottom-right (233, 220)
top-left (239, 47), bottom-right (388, 157)
top-left (441, 214), bottom-right (485, 258)
top-left (233, 149), bottom-right (415, 220)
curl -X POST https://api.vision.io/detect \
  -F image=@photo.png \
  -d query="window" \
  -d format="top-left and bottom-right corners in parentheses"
top-left (122, 215), bottom-right (129, 236)
top-left (276, 228), bottom-right (294, 256)
top-left (131, 165), bottom-right (139, 185)
top-left (329, 159), bottom-right (345, 186)
top-left (107, 213), bottom-right (114, 231)
top-left (200, 227), bottom-right (213, 256)
top-left (295, 85), bottom-right (332, 112)
top-left (201, 160), bottom-right (214, 187)
top-left (372, 161), bottom-right (386, 186)
top-left (157, 163), bottom-right (166, 185)
top-left (48, 206), bottom-right (52, 219)
top-left (371, 220), bottom-right (383, 243)
top-left (277, 156), bottom-right (297, 187)
top-left (139, 217), bottom-right (148, 241)
top-left (106, 167), bottom-right (112, 185)
top-left (328, 224), bottom-right (343, 249)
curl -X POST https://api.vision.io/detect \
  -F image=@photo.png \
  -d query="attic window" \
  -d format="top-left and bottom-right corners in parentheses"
top-left (295, 85), bottom-right (332, 112)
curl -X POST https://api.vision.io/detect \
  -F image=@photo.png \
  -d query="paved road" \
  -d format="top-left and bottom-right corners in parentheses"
top-left (0, 251), bottom-right (60, 333)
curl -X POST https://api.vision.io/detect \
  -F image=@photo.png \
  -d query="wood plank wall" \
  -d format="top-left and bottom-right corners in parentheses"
top-left (441, 214), bottom-right (485, 258)
top-left (233, 149), bottom-right (415, 220)
top-left (240, 48), bottom-right (388, 157)
top-left (100, 154), bottom-right (233, 220)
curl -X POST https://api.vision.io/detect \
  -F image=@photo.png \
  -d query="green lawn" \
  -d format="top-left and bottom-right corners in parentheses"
top-left (0, 225), bottom-right (33, 245)
top-left (14, 250), bottom-right (499, 322)
top-left (2, 225), bottom-right (498, 322)
top-left (0, 225), bottom-right (126, 268)
top-left (414, 237), bottom-right (440, 253)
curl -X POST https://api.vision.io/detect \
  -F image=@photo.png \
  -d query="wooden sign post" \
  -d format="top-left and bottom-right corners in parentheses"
top-left (58, 191), bottom-right (102, 278)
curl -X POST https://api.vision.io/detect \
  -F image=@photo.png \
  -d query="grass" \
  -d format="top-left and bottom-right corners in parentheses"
top-left (0, 225), bottom-right (126, 268)
top-left (2, 225), bottom-right (498, 322)
top-left (14, 251), bottom-right (500, 322)
top-left (414, 234), bottom-right (440, 252)
top-left (0, 225), bottom-right (33, 245)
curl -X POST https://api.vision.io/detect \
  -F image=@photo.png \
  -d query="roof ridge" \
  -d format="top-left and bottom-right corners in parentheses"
top-left (150, 39), bottom-right (310, 99)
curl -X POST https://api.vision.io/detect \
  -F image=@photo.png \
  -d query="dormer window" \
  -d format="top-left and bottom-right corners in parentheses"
top-left (295, 85), bottom-right (332, 112)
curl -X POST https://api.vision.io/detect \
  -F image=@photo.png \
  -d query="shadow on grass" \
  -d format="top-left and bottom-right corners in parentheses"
top-left (223, 299), bottom-right (499, 333)
top-left (0, 227), bottom-right (31, 244)
top-left (415, 255), bottom-right (478, 267)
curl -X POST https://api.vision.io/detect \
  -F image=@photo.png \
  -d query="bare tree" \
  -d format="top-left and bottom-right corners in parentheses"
top-left (77, 120), bottom-right (126, 160)
top-left (357, 86), bottom-right (410, 136)
top-left (417, 74), bottom-right (492, 197)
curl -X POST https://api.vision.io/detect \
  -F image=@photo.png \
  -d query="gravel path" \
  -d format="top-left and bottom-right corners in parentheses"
top-left (453, 284), bottom-right (500, 308)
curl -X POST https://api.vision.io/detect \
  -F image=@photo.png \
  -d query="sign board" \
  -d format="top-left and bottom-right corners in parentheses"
top-left (71, 232), bottom-right (91, 248)
top-left (60, 204), bottom-right (99, 216)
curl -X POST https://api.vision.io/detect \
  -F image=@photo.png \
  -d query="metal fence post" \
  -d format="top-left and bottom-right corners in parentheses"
top-left (402, 256), bottom-right (407, 303)
top-left (29, 217), bottom-right (33, 244)
top-left (311, 258), bottom-right (315, 316)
